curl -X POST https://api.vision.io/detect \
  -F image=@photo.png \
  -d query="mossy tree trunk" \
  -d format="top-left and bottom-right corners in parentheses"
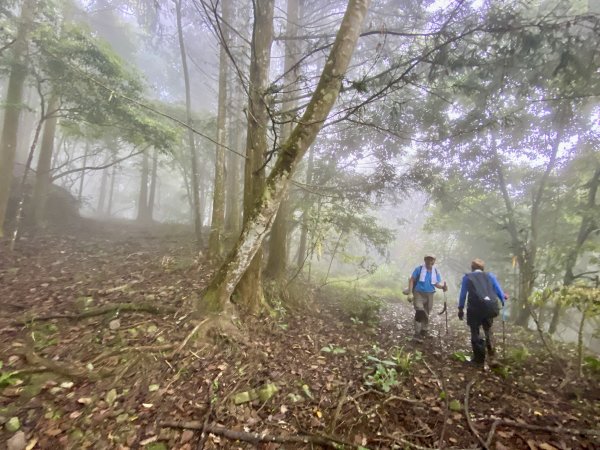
top-left (200, 0), bottom-right (372, 313)
top-left (232, 0), bottom-right (276, 313)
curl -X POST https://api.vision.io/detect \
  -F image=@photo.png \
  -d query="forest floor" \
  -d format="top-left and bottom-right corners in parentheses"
top-left (0, 220), bottom-right (599, 450)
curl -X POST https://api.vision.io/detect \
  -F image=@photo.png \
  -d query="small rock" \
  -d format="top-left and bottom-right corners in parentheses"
top-left (180, 430), bottom-right (194, 444)
top-left (6, 431), bottom-right (26, 450)
top-left (109, 319), bottom-right (121, 330)
top-left (5, 416), bottom-right (20, 432)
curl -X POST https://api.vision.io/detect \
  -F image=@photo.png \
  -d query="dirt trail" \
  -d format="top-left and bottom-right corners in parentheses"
top-left (0, 221), bottom-right (598, 449)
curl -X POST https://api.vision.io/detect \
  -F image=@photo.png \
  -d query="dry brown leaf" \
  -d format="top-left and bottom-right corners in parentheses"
top-left (538, 443), bottom-right (558, 450)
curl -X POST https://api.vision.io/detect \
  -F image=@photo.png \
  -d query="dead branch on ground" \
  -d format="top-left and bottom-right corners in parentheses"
top-left (161, 421), bottom-right (358, 449)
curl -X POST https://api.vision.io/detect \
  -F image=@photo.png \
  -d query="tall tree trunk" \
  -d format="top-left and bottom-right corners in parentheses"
top-left (265, 0), bottom-right (301, 279)
top-left (148, 146), bottom-right (159, 222)
top-left (233, 0), bottom-right (276, 313)
top-left (201, 0), bottom-right (371, 314)
top-left (549, 166), bottom-right (600, 334)
top-left (296, 145), bottom-right (314, 267)
top-left (0, 0), bottom-right (35, 237)
top-left (77, 142), bottom-right (90, 203)
top-left (175, 0), bottom-right (203, 248)
top-left (107, 157), bottom-right (117, 217)
top-left (137, 149), bottom-right (150, 222)
top-left (208, 0), bottom-right (231, 259)
top-left (97, 163), bottom-right (109, 216)
top-left (31, 96), bottom-right (60, 228)
top-left (225, 81), bottom-right (244, 237)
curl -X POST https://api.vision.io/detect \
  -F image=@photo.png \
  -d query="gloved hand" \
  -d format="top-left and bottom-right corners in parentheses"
top-left (458, 308), bottom-right (464, 320)
top-left (443, 282), bottom-right (448, 292)
top-left (407, 294), bottom-right (414, 302)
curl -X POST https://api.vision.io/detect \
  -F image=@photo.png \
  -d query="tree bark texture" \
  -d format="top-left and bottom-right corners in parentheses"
top-left (136, 148), bottom-right (150, 222)
top-left (209, 0), bottom-right (231, 259)
top-left (175, 0), bottom-right (203, 248)
top-left (233, 0), bottom-right (276, 313)
top-left (225, 81), bottom-right (244, 237)
top-left (147, 146), bottom-right (159, 221)
top-left (201, 0), bottom-right (372, 313)
top-left (265, 0), bottom-right (301, 280)
top-left (0, 0), bottom-right (35, 237)
top-left (549, 166), bottom-right (600, 334)
top-left (32, 96), bottom-right (60, 227)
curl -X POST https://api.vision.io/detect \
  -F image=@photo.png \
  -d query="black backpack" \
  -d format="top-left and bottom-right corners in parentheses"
top-left (466, 272), bottom-right (500, 319)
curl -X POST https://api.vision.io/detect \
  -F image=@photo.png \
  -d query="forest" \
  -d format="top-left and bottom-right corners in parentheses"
top-left (0, 0), bottom-right (599, 449)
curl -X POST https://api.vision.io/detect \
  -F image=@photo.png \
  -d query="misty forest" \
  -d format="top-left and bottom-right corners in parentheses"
top-left (0, 0), bottom-right (599, 449)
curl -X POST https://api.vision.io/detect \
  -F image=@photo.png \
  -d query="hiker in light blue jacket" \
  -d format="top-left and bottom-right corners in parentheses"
top-left (407, 253), bottom-right (447, 341)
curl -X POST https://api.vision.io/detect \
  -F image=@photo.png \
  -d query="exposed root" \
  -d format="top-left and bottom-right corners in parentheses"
top-left (14, 302), bottom-right (177, 325)
top-left (464, 379), bottom-right (488, 449)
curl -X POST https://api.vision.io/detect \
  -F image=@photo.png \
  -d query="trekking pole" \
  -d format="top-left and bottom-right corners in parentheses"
top-left (443, 284), bottom-right (448, 335)
top-left (502, 300), bottom-right (507, 359)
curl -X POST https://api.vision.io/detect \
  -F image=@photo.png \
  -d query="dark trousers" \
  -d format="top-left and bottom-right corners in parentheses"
top-left (469, 317), bottom-right (495, 363)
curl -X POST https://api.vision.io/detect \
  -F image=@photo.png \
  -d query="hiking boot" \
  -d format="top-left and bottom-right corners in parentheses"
top-left (467, 359), bottom-right (484, 368)
top-left (412, 334), bottom-right (423, 343)
top-left (486, 345), bottom-right (496, 357)
top-left (420, 330), bottom-right (429, 338)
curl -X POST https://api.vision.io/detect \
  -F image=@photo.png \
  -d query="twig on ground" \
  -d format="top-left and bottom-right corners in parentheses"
top-left (172, 319), bottom-right (208, 358)
top-left (486, 419), bottom-right (500, 448)
top-left (14, 303), bottom-right (176, 325)
top-left (437, 376), bottom-right (450, 449)
top-left (329, 382), bottom-right (351, 434)
top-left (162, 421), bottom-right (359, 449)
top-left (376, 433), bottom-right (449, 450)
top-left (486, 419), bottom-right (600, 437)
top-left (196, 374), bottom-right (220, 450)
top-left (464, 379), bottom-right (488, 449)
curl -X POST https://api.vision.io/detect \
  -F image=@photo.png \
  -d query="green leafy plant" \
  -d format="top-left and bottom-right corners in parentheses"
top-left (451, 351), bottom-right (469, 362)
top-left (508, 346), bottom-right (530, 365)
top-left (583, 356), bottom-right (600, 375)
top-left (321, 344), bottom-right (347, 355)
top-left (391, 346), bottom-right (421, 376)
top-left (364, 363), bottom-right (399, 392)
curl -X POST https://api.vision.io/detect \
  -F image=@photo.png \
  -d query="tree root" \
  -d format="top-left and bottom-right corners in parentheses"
top-left (161, 421), bottom-right (359, 449)
top-left (14, 345), bottom-right (112, 381)
top-left (485, 418), bottom-right (599, 443)
top-left (464, 379), bottom-right (489, 450)
top-left (88, 344), bottom-right (175, 365)
top-left (14, 302), bottom-right (177, 325)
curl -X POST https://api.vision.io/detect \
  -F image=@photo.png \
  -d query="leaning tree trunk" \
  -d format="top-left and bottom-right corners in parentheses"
top-left (208, 0), bottom-right (231, 259)
top-left (0, 0), bottom-right (36, 237)
top-left (201, 0), bottom-right (372, 313)
top-left (265, 0), bottom-right (301, 280)
top-left (32, 95), bottom-right (60, 228)
top-left (175, 0), bottom-right (203, 249)
top-left (232, 0), bottom-right (276, 313)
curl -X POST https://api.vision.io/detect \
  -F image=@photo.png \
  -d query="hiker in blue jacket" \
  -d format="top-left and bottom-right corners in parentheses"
top-left (407, 254), bottom-right (447, 341)
top-left (458, 258), bottom-right (507, 366)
